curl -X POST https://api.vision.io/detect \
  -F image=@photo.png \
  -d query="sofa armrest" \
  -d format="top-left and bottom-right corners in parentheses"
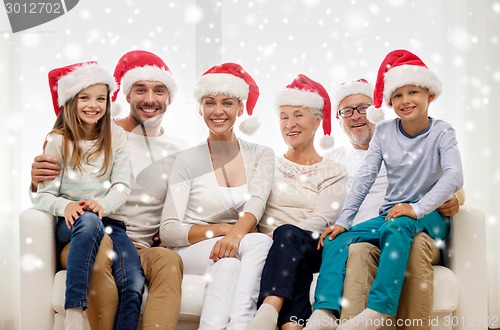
top-left (446, 205), bottom-right (488, 330)
top-left (19, 208), bottom-right (57, 330)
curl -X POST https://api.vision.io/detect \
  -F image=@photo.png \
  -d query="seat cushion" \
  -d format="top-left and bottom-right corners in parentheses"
top-left (53, 266), bottom-right (458, 319)
top-left (52, 270), bottom-right (206, 322)
top-left (432, 266), bottom-right (459, 312)
top-left (308, 267), bottom-right (458, 314)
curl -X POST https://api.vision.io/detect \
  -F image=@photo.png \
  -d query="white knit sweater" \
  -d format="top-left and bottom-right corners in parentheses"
top-left (258, 156), bottom-right (348, 235)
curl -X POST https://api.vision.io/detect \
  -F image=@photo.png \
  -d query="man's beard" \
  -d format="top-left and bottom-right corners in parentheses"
top-left (132, 111), bottom-right (164, 129)
top-left (347, 128), bottom-right (373, 147)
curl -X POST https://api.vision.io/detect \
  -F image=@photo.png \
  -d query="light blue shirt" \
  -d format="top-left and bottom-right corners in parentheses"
top-left (336, 117), bottom-right (464, 230)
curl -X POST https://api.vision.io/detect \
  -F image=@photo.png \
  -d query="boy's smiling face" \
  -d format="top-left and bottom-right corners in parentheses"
top-left (390, 85), bottom-right (435, 134)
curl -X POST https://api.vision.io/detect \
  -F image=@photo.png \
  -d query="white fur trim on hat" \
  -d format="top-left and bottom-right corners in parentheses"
top-left (383, 65), bottom-right (442, 106)
top-left (121, 65), bottom-right (177, 101)
top-left (366, 105), bottom-right (385, 125)
top-left (332, 81), bottom-right (374, 113)
top-left (194, 73), bottom-right (249, 102)
top-left (274, 88), bottom-right (324, 110)
top-left (57, 63), bottom-right (117, 107)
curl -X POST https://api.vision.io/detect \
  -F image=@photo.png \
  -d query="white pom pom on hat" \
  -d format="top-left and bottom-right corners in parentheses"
top-left (366, 105), bottom-right (386, 124)
top-left (239, 115), bottom-right (260, 135)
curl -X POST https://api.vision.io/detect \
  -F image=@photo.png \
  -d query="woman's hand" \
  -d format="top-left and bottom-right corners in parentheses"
top-left (209, 234), bottom-right (241, 261)
top-left (64, 202), bottom-right (84, 229)
top-left (79, 199), bottom-right (104, 219)
top-left (317, 224), bottom-right (346, 249)
top-left (385, 203), bottom-right (416, 220)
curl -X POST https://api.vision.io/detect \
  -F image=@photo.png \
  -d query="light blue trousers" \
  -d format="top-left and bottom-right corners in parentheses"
top-left (314, 210), bottom-right (449, 316)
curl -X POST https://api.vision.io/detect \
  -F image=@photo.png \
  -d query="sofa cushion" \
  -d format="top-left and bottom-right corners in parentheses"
top-left (52, 266), bottom-right (458, 321)
top-left (432, 266), bottom-right (459, 313)
top-left (308, 268), bottom-right (458, 313)
top-left (52, 270), bottom-right (206, 322)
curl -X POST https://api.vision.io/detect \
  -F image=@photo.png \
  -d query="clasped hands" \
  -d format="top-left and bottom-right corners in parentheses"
top-left (64, 199), bottom-right (104, 229)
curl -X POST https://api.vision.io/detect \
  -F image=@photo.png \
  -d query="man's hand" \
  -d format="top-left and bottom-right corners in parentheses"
top-left (152, 231), bottom-right (165, 247)
top-left (64, 202), bottom-right (84, 229)
top-left (385, 203), bottom-right (416, 220)
top-left (437, 194), bottom-right (460, 217)
top-left (317, 224), bottom-right (346, 249)
top-left (79, 199), bottom-right (104, 219)
top-left (31, 154), bottom-right (60, 191)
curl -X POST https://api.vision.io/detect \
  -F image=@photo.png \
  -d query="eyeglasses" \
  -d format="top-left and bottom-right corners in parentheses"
top-left (338, 104), bottom-right (371, 118)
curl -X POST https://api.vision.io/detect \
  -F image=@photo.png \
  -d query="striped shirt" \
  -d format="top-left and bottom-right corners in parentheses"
top-left (34, 124), bottom-right (131, 222)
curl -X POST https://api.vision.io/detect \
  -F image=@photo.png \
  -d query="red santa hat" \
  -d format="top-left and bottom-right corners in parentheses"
top-left (367, 49), bottom-right (442, 124)
top-left (194, 62), bottom-right (260, 135)
top-left (332, 78), bottom-right (374, 118)
top-left (48, 61), bottom-right (117, 116)
top-left (112, 50), bottom-right (177, 103)
top-left (275, 74), bottom-right (334, 149)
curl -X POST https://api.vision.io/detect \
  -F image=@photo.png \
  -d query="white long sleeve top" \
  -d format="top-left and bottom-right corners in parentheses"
top-left (160, 138), bottom-right (275, 248)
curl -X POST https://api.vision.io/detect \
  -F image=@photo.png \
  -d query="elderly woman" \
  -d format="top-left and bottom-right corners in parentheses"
top-left (247, 74), bottom-right (348, 330)
top-left (160, 63), bottom-right (275, 330)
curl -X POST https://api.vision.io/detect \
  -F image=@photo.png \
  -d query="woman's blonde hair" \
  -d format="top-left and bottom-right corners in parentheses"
top-left (50, 85), bottom-right (112, 176)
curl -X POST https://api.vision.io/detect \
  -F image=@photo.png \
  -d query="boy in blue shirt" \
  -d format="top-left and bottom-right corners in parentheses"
top-left (306, 49), bottom-right (464, 330)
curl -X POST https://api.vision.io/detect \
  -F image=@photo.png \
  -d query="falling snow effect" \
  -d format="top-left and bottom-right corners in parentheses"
top-left (5, 0), bottom-right (500, 324)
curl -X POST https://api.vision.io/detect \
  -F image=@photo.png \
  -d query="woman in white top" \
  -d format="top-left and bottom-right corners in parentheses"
top-left (247, 75), bottom-right (348, 330)
top-left (160, 63), bottom-right (274, 329)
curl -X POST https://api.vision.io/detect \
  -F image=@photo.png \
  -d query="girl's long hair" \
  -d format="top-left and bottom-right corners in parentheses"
top-left (50, 85), bottom-right (112, 176)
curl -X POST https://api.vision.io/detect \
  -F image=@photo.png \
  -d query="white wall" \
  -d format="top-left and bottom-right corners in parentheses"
top-left (1, 0), bottom-right (499, 326)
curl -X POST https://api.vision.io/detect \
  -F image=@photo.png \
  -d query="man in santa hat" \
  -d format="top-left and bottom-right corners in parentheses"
top-left (30, 50), bottom-right (185, 329)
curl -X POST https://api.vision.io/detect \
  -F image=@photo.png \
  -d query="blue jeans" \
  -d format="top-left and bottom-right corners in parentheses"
top-left (57, 212), bottom-right (105, 310)
top-left (314, 210), bottom-right (449, 316)
top-left (57, 214), bottom-right (145, 329)
top-left (105, 219), bottom-right (145, 330)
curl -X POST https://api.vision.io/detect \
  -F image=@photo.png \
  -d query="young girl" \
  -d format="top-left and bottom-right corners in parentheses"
top-left (34, 62), bottom-right (134, 330)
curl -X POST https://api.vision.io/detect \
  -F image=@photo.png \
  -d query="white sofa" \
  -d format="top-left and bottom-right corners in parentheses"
top-left (19, 205), bottom-right (489, 330)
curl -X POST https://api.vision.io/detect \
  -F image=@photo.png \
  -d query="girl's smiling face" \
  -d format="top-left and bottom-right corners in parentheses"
top-left (76, 83), bottom-right (108, 134)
